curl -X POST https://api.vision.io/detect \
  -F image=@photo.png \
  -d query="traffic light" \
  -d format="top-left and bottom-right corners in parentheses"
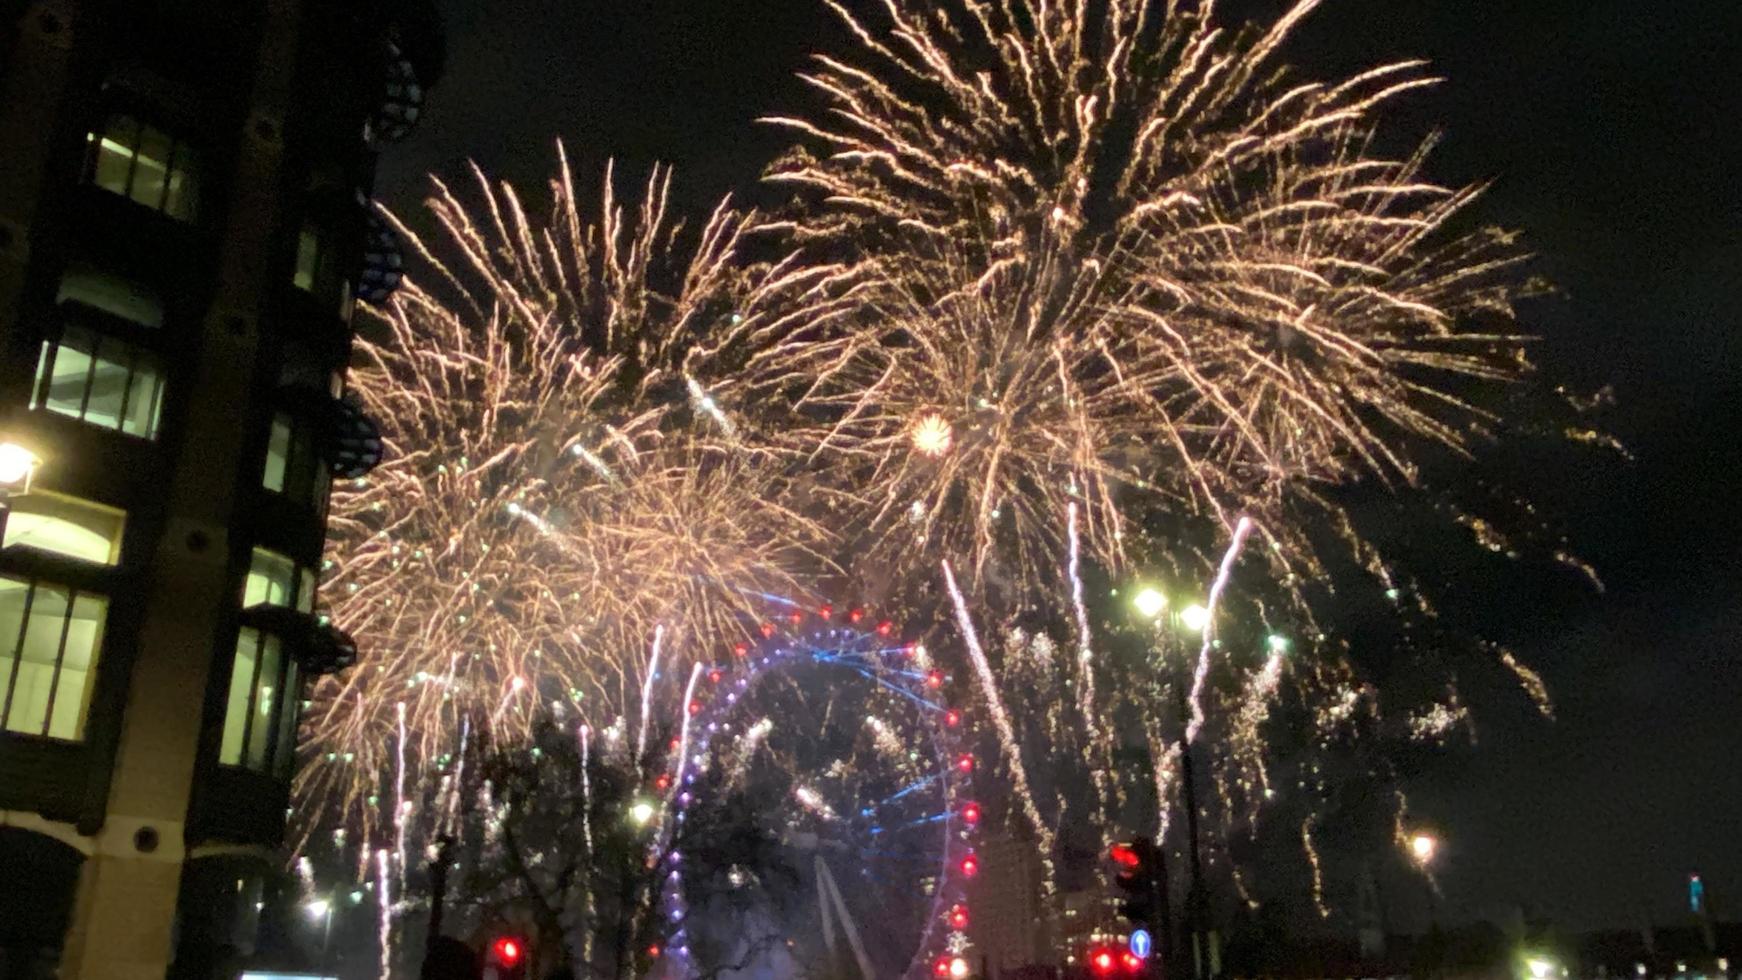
top-left (482, 935), bottom-right (528, 980)
top-left (1111, 837), bottom-right (1163, 930)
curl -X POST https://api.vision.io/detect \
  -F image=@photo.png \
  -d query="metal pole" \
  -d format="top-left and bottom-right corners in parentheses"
top-left (1174, 660), bottom-right (1208, 980)
top-left (426, 835), bottom-right (455, 953)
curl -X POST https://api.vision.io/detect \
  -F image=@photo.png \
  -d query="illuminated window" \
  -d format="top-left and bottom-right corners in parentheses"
top-left (85, 114), bottom-right (199, 220)
top-left (57, 265), bottom-right (164, 329)
top-left (244, 548), bottom-right (314, 613)
top-left (292, 223), bottom-right (355, 322)
top-left (0, 574), bottom-right (108, 740)
top-left (0, 492), bottom-right (125, 565)
top-left (261, 411), bottom-right (330, 510)
top-left (218, 626), bottom-right (301, 774)
top-left (31, 324), bottom-right (166, 438)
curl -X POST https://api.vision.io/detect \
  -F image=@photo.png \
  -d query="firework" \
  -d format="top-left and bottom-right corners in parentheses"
top-left (300, 152), bottom-right (833, 839)
top-left (757, 0), bottom-right (1540, 599)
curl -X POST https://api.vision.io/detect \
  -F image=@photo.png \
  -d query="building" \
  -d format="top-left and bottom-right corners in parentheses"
top-left (0, 1), bottom-right (440, 977)
top-left (970, 831), bottom-right (1054, 975)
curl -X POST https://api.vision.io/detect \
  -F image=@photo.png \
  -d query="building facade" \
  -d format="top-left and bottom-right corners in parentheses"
top-left (0, 1), bottom-right (439, 976)
top-left (970, 831), bottom-right (1054, 975)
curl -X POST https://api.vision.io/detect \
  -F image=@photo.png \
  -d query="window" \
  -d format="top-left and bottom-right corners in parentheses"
top-left (0, 574), bottom-right (108, 740)
top-left (1, 492), bottom-right (125, 565)
top-left (86, 115), bottom-right (199, 220)
top-left (244, 548), bottom-right (314, 613)
top-left (261, 411), bottom-right (329, 509)
top-left (293, 223), bottom-right (356, 322)
top-left (57, 265), bottom-right (165, 329)
top-left (31, 324), bottom-right (166, 438)
top-left (218, 626), bottom-right (301, 775)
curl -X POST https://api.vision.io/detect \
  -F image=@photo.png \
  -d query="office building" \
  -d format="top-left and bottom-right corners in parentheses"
top-left (0, 1), bottom-right (440, 976)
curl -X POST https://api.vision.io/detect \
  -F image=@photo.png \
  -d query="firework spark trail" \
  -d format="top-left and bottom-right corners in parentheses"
top-left (943, 560), bottom-right (1057, 899)
top-left (755, 0), bottom-right (1553, 619)
top-left (441, 716), bottom-right (472, 838)
top-left (727, 718), bottom-right (775, 790)
top-left (1302, 815), bottom-right (1330, 918)
top-left (1230, 651), bottom-right (1286, 802)
top-left (304, 154), bottom-right (834, 838)
top-left (394, 701), bottom-right (409, 887)
top-left (577, 723), bottom-right (597, 968)
top-left (375, 848), bottom-right (393, 980)
top-left (1067, 502), bottom-right (1118, 832)
top-left (669, 663), bottom-right (705, 810)
top-left (1187, 516), bottom-right (1257, 744)
top-left (638, 625), bottom-right (665, 773)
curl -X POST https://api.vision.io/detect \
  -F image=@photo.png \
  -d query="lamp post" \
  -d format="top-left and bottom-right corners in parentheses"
top-left (1133, 586), bottom-right (1213, 980)
top-left (1408, 831), bottom-right (1443, 977)
top-left (304, 898), bottom-right (334, 975)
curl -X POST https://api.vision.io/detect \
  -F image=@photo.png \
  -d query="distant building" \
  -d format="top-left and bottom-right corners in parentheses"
top-left (0, 1), bottom-right (440, 976)
top-left (971, 830), bottom-right (1054, 975)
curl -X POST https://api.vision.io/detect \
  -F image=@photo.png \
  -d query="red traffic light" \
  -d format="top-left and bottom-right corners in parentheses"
top-left (1110, 842), bottom-right (1142, 869)
top-left (490, 937), bottom-right (524, 966)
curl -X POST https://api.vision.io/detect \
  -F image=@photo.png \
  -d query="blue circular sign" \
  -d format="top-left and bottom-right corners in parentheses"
top-left (1130, 929), bottom-right (1153, 959)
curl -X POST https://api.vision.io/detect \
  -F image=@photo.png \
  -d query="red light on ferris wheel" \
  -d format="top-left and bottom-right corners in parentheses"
top-left (960, 802), bottom-right (981, 825)
top-left (876, 619), bottom-right (894, 636)
top-left (948, 904), bottom-right (970, 929)
top-left (956, 753), bottom-right (974, 773)
top-left (960, 854), bottom-right (979, 877)
top-left (944, 709), bottom-right (961, 727)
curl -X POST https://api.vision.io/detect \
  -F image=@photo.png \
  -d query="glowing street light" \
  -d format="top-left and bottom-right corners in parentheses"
top-left (1178, 603), bottom-right (1210, 634)
top-left (1132, 587), bottom-right (1168, 620)
top-left (629, 799), bottom-right (657, 827)
top-left (303, 898), bottom-right (331, 919)
top-left (0, 440), bottom-right (42, 494)
top-left (1267, 634), bottom-right (1290, 654)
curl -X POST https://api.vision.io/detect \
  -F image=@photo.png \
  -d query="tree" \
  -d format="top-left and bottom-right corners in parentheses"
top-left (441, 716), bottom-right (796, 979)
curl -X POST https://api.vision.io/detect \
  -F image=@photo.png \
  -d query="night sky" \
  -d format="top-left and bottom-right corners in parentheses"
top-left (375, 0), bottom-right (1742, 932)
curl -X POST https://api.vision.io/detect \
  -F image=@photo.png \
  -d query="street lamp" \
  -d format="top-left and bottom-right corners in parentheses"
top-left (304, 897), bottom-right (335, 972)
top-left (1132, 587), bottom-right (1168, 620)
top-left (1178, 603), bottom-right (1210, 634)
top-left (0, 440), bottom-right (42, 496)
top-left (629, 798), bottom-right (657, 827)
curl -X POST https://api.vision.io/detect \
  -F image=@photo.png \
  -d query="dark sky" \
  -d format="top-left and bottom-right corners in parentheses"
top-left (375, 0), bottom-right (1742, 932)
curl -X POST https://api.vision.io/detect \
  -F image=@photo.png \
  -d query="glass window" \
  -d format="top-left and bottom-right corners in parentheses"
top-left (57, 266), bottom-right (165, 329)
top-left (31, 325), bottom-right (165, 438)
top-left (0, 575), bottom-right (108, 740)
top-left (291, 222), bottom-right (354, 322)
top-left (1, 492), bottom-right (125, 565)
top-left (84, 114), bottom-right (199, 221)
top-left (293, 227), bottom-right (320, 292)
top-left (243, 548), bottom-right (297, 609)
top-left (261, 411), bottom-right (330, 513)
top-left (243, 549), bottom-right (314, 613)
top-left (263, 412), bottom-right (292, 493)
top-left (219, 627), bottom-right (301, 775)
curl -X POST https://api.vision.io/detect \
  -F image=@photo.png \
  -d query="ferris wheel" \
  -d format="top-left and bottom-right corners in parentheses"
top-left (655, 603), bottom-right (982, 979)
